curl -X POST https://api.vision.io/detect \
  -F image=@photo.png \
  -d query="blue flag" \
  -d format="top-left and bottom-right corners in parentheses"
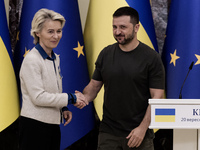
top-left (162, 1), bottom-right (200, 98)
top-left (0, 0), bottom-right (19, 132)
top-left (14, 0), bottom-right (95, 149)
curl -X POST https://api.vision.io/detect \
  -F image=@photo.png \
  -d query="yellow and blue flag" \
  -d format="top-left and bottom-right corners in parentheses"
top-left (162, 1), bottom-right (200, 98)
top-left (14, 0), bottom-right (95, 149)
top-left (155, 108), bottom-right (175, 122)
top-left (0, 0), bottom-right (19, 132)
top-left (84, 0), bottom-right (158, 120)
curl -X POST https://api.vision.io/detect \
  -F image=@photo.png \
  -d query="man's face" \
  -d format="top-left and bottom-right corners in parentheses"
top-left (113, 16), bottom-right (135, 45)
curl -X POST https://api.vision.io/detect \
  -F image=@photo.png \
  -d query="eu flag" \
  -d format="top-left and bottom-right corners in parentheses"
top-left (162, 1), bottom-right (200, 99)
top-left (14, 0), bottom-right (95, 149)
top-left (0, 0), bottom-right (19, 132)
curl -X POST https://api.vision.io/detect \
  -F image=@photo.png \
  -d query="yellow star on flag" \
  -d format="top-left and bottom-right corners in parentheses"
top-left (170, 49), bottom-right (180, 66)
top-left (195, 54), bottom-right (200, 65)
top-left (23, 47), bottom-right (30, 57)
top-left (73, 41), bottom-right (84, 58)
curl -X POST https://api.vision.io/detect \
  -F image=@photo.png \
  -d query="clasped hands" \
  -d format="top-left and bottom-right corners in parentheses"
top-left (63, 91), bottom-right (88, 126)
top-left (74, 90), bottom-right (88, 109)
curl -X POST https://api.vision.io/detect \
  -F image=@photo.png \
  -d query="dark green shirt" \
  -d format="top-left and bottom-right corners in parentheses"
top-left (92, 42), bottom-right (165, 137)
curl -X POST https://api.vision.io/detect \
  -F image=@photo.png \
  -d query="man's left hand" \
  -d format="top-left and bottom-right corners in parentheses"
top-left (126, 126), bottom-right (146, 148)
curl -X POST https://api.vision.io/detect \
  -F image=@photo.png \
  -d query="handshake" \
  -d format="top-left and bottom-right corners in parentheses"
top-left (63, 91), bottom-right (89, 126)
top-left (73, 90), bottom-right (89, 109)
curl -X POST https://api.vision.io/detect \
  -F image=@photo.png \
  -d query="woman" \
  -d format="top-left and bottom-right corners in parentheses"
top-left (19, 8), bottom-right (88, 150)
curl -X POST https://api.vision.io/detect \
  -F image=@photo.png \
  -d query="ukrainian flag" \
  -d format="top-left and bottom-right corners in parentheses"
top-left (155, 108), bottom-right (175, 122)
top-left (0, 0), bottom-right (19, 132)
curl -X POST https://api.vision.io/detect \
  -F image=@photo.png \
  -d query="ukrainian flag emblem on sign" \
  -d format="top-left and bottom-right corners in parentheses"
top-left (155, 108), bottom-right (175, 122)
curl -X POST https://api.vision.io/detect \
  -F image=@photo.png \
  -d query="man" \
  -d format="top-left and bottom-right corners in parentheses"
top-left (82, 6), bottom-right (165, 150)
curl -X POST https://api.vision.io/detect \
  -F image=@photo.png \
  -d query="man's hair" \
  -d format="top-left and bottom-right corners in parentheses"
top-left (30, 8), bottom-right (66, 44)
top-left (113, 6), bottom-right (139, 25)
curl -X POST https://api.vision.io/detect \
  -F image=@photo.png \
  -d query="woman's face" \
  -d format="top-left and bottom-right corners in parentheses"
top-left (36, 19), bottom-right (62, 52)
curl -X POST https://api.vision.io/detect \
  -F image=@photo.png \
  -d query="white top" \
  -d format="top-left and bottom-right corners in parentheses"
top-left (20, 47), bottom-right (68, 124)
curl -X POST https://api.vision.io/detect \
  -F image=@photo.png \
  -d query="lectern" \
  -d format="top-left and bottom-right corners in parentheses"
top-left (149, 99), bottom-right (200, 150)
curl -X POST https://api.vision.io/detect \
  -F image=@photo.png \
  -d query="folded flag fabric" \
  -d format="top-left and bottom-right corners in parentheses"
top-left (0, 0), bottom-right (19, 132)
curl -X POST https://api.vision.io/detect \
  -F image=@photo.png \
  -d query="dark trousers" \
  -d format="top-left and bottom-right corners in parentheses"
top-left (97, 132), bottom-right (154, 150)
top-left (19, 116), bottom-right (61, 150)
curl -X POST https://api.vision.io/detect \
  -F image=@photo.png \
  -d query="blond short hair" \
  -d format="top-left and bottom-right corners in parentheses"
top-left (31, 8), bottom-right (66, 44)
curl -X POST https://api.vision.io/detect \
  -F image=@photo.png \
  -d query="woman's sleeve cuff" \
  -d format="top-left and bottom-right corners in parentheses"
top-left (62, 107), bottom-right (69, 112)
top-left (67, 93), bottom-right (77, 104)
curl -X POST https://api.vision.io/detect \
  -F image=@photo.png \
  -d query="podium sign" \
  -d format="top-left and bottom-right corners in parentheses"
top-left (149, 99), bottom-right (200, 129)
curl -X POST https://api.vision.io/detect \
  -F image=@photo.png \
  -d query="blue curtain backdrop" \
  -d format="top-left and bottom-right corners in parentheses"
top-left (14, 0), bottom-right (95, 149)
top-left (162, 0), bottom-right (200, 98)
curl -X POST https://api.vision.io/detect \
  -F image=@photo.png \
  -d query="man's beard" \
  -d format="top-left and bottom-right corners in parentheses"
top-left (114, 31), bottom-right (134, 45)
